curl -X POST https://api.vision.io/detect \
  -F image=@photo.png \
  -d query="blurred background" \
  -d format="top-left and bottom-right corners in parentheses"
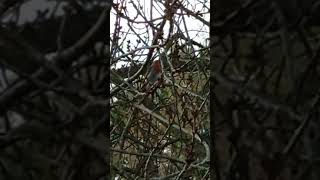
top-left (213, 0), bottom-right (320, 180)
top-left (0, 0), bottom-right (109, 179)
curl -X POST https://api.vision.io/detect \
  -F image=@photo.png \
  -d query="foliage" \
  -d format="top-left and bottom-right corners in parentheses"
top-left (111, 0), bottom-right (210, 179)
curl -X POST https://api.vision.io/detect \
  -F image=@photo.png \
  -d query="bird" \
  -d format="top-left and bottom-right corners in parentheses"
top-left (147, 59), bottom-right (162, 84)
top-left (144, 59), bottom-right (162, 93)
top-left (142, 59), bottom-right (163, 108)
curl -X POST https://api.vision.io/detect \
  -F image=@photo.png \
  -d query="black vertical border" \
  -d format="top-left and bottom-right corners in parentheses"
top-left (106, 1), bottom-right (111, 180)
top-left (210, 0), bottom-right (221, 179)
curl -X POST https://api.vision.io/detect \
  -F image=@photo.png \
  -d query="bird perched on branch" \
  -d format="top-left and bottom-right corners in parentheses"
top-left (148, 60), bottom-right (162, 84)
top-left (143, 59), bottom-right (163, 94)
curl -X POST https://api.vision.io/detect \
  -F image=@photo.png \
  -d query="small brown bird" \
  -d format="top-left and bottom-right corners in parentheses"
top-left (147, 60), bottom-right (162, 84)
top-left (144, 60), bottom-right (162, 93)
top-left (141, 60), bottom-right (163, 108)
